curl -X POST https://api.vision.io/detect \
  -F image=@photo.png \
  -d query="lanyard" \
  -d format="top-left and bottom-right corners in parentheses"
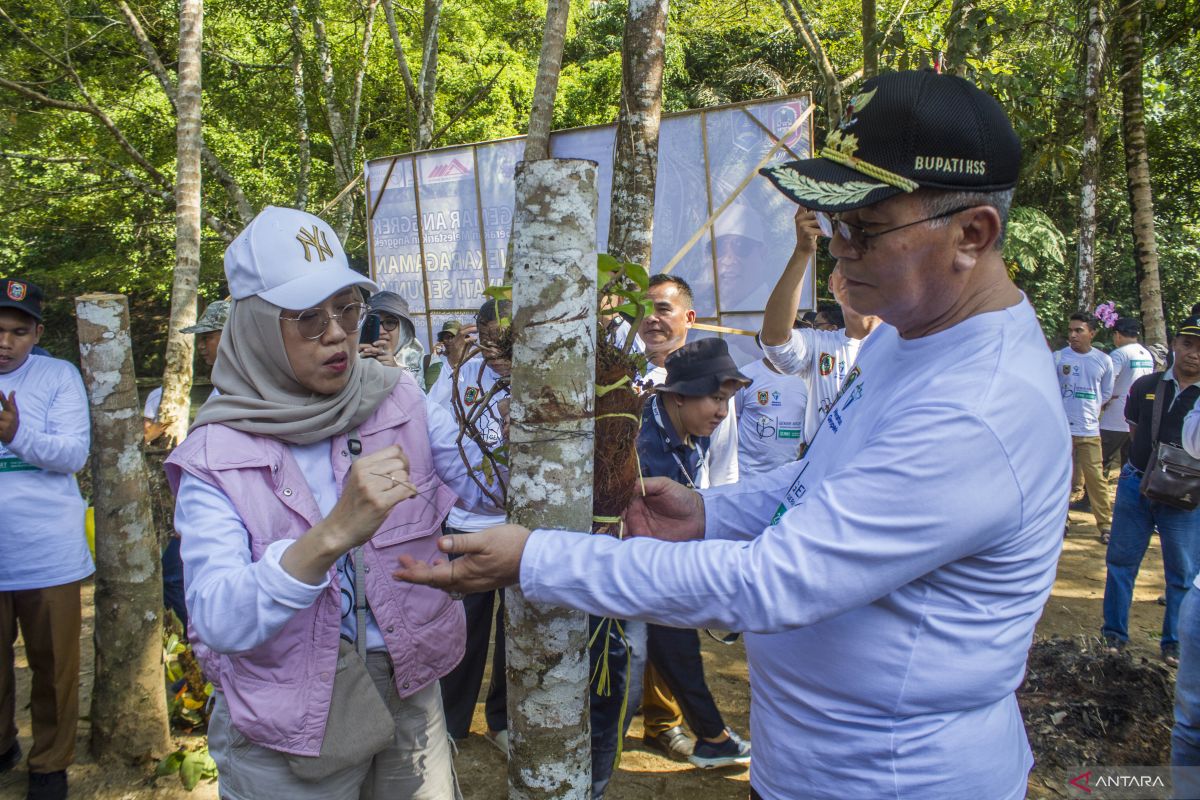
top-left (650, 395), bottom-right (708, 489)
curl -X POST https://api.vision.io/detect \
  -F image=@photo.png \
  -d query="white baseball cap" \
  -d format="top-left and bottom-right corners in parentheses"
top-left (224, 206), bottom-right (377, 309)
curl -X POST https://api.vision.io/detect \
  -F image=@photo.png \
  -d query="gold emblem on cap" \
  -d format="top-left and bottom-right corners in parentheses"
top-left (296, 225), bottom-right (334, 262)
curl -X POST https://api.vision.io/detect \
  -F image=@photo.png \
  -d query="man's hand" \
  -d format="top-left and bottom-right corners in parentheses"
top-left (394, 524), bottom-right (531, 594)
top-left (793, 206), bottom-right (821, 257)
top-left (0, 392), bottom-right (19, 444)
top-left (358, 341), bottom-right (399, 368)
top-left (622, 477), bottom-right (705, 542)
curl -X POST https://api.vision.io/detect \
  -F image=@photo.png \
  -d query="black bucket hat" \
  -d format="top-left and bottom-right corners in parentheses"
top-left (655, 338), bottom-right (751, 397)
top-left (760, 70), bottom-right (1021, 213)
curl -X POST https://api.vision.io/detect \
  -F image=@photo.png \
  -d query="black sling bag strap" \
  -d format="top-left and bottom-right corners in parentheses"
top-left (1140, 374), bottom-right (1200, 510)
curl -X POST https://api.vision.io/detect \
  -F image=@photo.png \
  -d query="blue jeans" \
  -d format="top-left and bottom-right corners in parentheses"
top-left (1173, 589), bottom-right (1200, 797)
top-left (1102, 464), bottom-right (1200, 649)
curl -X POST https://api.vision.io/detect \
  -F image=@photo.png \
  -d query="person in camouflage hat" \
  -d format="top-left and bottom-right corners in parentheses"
top-left (181, 299), bottom-right (229, 369)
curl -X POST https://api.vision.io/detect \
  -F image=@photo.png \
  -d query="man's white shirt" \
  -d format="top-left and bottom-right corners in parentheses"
top-left (1054, 347), bottom-right (1115, 437)
top-left (1099, 342), bottom-right (1154, 432)
top-left (762, 327), bottom-right (865, 445)
top-left (734, 359), bottom-right (808, 476)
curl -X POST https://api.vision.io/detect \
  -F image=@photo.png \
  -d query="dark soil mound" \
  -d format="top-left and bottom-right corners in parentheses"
top-left (1020, 636), bottom-right (1174, 774)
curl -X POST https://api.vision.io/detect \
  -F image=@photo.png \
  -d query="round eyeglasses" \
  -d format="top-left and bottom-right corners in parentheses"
top-left (280, 302), bottom-right (368, 340)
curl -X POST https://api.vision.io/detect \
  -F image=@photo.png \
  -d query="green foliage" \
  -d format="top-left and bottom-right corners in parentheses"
top-left (1005, 207), bottom-right (1072, 334)
top-left (1, 0), bottom-right (1198, 356)
top-left (155, 747), bottom-right (218, 791)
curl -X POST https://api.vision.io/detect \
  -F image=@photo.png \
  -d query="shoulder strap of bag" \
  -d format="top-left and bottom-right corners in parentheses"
top-left (1150, 373), bottom-right (1167, 447)
top-left (346, 429), bottom-right (368, 659)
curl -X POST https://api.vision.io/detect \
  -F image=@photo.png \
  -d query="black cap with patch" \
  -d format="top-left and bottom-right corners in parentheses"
top-left (760, 70), bottom-right (1021, 213)
top-left (0, 278), bottom-right (44, 321)
top-left (1177, 315), bottom-right (1200, 339)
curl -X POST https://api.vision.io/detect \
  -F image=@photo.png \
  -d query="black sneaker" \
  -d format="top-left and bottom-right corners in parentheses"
top-left (0, 741), bottom-right (21, 772)
top-left (27, 770), bottom-right (67, 800)
top-left (1069, 497), bottom-right (1092, 512)
top-left (1102, 634), bottom-right (1125, 655)
top-left (688, 728), bottom-right (751, 769)
top-left (1164, 643), bottom-right (1181, 668)
top-left (643, 725), bottom-right (693, 761)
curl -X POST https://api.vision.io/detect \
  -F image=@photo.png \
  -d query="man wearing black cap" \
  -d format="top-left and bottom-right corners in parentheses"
top-left (0, 279), bottom-right (93, 800)
top-left (397, 70), bottom-right (1070, 800)
top-left (1101, 316), bottom-right (1200, 668)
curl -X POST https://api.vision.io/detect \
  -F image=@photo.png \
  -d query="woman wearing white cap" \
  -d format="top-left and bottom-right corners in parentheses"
top-left (165, 206), bottom-right (497, 799)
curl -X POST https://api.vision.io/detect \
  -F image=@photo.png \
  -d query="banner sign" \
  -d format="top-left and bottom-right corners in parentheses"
top-left (365, 93), bottom-right (814, 366)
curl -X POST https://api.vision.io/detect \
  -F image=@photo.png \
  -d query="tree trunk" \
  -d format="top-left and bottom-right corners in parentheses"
top-left (505, 159), bottom-right (598, 799)
top-left (76, 293), bottom-right (172, 763)
top-left (607, 0), bottom-right (669, 267)
top-left (159, 0), bottom-right (203, 446)
top-left (862, 0), bottom-right (878, 78)
top-left (1076, 0), bottom-right (1104, 312)
top-left (1118, 0), bottom-right (1166, 345)
top-left (778, 0), bottom-right (842, 130)
top-left (942, 0), bottom-right (977, 76)
top-left (524, 0), bottom-right (571, 162)
top-left (289, 0), bottom-right (312, 210)
top-left (382, 0), bottom-right (443, 151)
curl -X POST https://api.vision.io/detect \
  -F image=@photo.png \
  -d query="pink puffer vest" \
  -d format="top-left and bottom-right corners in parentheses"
top-left (165, 379), bottom-right (462, 755)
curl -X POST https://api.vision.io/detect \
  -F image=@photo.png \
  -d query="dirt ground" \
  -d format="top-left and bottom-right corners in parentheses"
top-left (0, 505), bottom-right (1177, 800)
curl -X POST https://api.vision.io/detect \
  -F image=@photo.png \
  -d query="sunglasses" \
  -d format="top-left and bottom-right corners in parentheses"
top-left (815, 205), bottom-right (975, 254)
top-left (280, 302), bottom-right (367, 340)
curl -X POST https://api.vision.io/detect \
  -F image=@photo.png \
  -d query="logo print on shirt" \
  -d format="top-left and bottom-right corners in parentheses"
top-left (771, 390), bottom-right (782, 407)
top-left (757, 390), bottom-right (770, 406)
top-left (6, 282), bottom-right (26, 301)
top-left (819, 353), bottom-right (835, 376)
top-left (464, 386), bottom-right (482, 405)
top-left (1061, 364), bottom-right (1071, 376)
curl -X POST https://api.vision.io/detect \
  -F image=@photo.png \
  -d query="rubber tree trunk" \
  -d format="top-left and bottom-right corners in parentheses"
top-left (607, 0), bottom-right (669, 267)
top-left (523, 0), bottom-right (571, 162)
top-left (1076, 0), bottom-right (1105, 312)
top-left (76, 293), bottom-right (172, 763)
top-left (505, 159), bottom-right (598, 799)
top-left (159, 0), bottom-right (203, 446)
top-left (1118, 0), bottom-right (1166, 346)
top-left (862, 0), bottom-right (877, 79)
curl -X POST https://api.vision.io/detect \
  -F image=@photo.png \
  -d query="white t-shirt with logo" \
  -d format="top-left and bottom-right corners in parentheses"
top-left (734, 358), bottom-right (808, 476)
top-left (762, 327), bottom-right (865, 445)
top-left (1099, 342), bottom-right (1155, 432)
top-left (0, 355), bottom-right (95, 591)
top-left (1053, 347), bottom-right (1115, 437)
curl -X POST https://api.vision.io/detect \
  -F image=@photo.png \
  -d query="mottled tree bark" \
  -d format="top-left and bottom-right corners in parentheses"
top-left (76, 294), bottom-right (171, 763)
top-left (506, 159), bottom-right (598, 799)
top-left (1076, 0), bottom-right (1105, 312)
top-left (524, 0), bottom-right (571, 162)
top-left (382, 0), bottom-right (444, 151)
top-left (862, 0), bottom-right (878, 78)
top-left (1118, 0), bottom-right (1166, 345)
top-left (159, 0), bottom-right (203, 446)
top-left (607, 0), bottom-right (668, 267)
top-left (942, 0), bottom-right (978, 76)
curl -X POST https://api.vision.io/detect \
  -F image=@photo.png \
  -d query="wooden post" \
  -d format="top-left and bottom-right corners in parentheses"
top-left (505, 159), bottom-right (598, 799)
top-left (75, 293), bottom-right (172, 763)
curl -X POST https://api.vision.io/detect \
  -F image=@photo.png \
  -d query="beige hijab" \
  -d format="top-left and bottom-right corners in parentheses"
top-left (192, 295), bottom-right (399, 445)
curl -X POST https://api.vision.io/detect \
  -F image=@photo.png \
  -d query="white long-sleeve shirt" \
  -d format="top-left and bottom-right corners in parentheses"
top-left (0, 354), bottom-right (94, 590)
top-left (176, 392), bottom-right (499, 654)
top-left (519, 300), bottom-right (1068, 800)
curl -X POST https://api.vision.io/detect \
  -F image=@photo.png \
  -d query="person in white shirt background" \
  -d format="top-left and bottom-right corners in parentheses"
top-left (143, 299), bottom-right (229, 444)
top-left (1098, 316), bottom-right (1155, 478)
top-left (1055, 312), bottom-right (1116, 541)
top-left (0, 278), bottom-right (93, 800)
top-left (759, 221), bottom-right (881, 445)
top-left (734, 337), bottom-right (809, 474)
top-left (397, 69), bottom-right (1071, 800)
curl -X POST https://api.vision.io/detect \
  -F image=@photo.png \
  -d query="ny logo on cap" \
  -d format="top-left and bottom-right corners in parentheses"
top-left (6, 282), bottom-right (26, 301)
top-left (296, 225), bottom-right (334, 263)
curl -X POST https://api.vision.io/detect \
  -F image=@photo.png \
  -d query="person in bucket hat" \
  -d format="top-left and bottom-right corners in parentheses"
top-left (396, 70), bottom-right (1070, 800)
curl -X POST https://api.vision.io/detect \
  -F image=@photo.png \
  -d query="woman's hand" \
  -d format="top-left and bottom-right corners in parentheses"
top-left (280, 445), bottom-right (417, 585)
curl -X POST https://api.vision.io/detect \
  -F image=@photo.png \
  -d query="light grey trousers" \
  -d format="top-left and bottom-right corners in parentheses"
top-left (208, 652), bottom-right (462, 800)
